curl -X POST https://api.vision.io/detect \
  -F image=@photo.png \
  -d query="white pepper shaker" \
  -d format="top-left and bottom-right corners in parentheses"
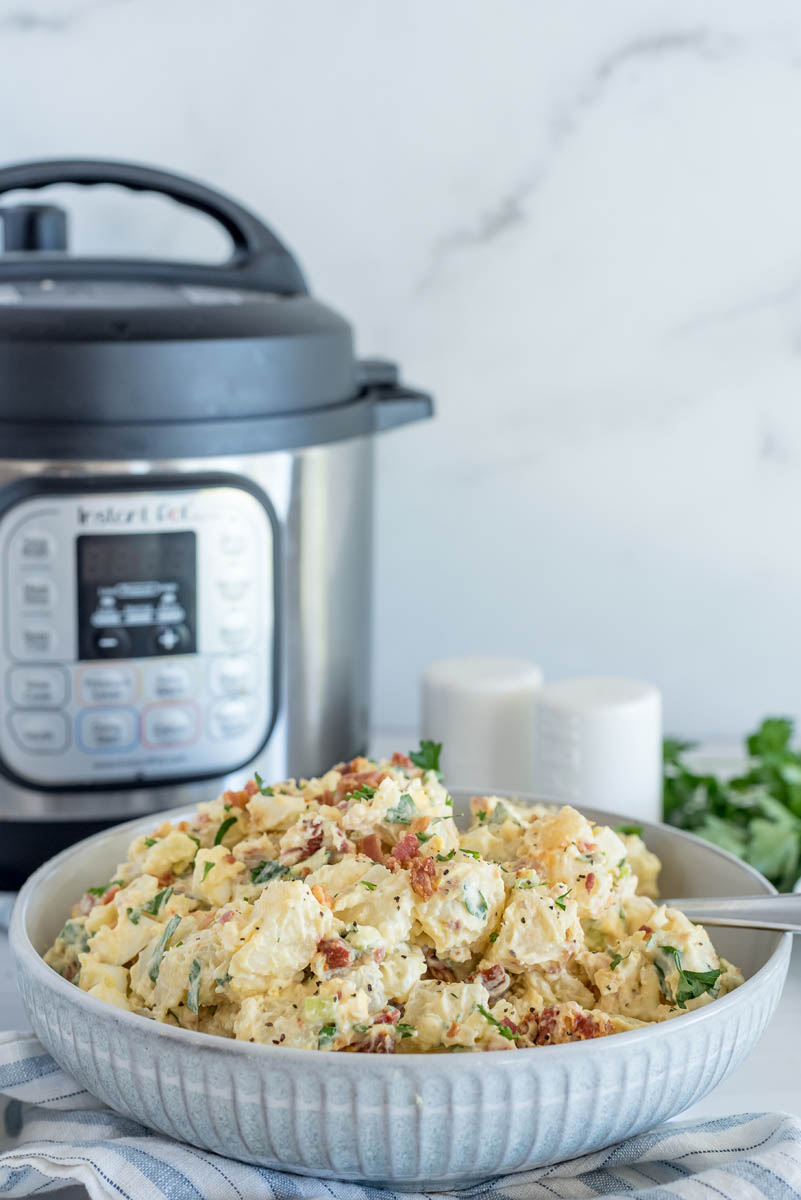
top-left (421, 656), bottom-right (544, 792)
top-left (531, 676), bottom-right (662, 822)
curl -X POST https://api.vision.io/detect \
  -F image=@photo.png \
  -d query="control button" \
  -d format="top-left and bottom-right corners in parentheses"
top-left (19, 576), bottom-right (56, 609)
top-left (78, 708), bottom-right (137, 752)
top-left (216, 571), bottom-right (252, 603)
top-left (9, 666), bottom-right (68, 708)
top-left (143, 703), bottom-right (198, 746)
top-left (16, 529), bottom-right (55, 565)
top-left (219, 526), bottom-right (250, 557)
top-left (79, 666), bottom-right (137, 706)
top-left (153, 624), bottom-right (191, 655)
top-left (209, 656), bottom-right (256, 698)
top-left (208, 699), bottom-right (252, 740)
top-left (19, 624), bottom-right (57, 657)
top-left (145, 662), bottom-right (193, 701)
top-left (93, 629), bottom-right (132, 657)
top-left (10, 710), bottom-right (69, 754)
top-left (219, 610), bottom-right (251, 649)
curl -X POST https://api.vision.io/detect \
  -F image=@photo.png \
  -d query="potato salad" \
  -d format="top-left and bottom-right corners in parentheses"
top-left (44, 742), bottom-right (743, 1053)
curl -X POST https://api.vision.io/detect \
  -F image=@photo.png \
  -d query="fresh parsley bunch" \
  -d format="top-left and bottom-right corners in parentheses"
top-left (663, 717), bottom-right (801, 890)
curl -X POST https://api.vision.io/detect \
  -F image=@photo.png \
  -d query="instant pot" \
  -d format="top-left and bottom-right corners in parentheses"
top-left (0, 159), bottom-right (431, 887)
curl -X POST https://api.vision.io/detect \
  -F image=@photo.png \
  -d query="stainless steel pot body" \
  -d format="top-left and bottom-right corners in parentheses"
top-left (0, 439), bottom-right (372, 846)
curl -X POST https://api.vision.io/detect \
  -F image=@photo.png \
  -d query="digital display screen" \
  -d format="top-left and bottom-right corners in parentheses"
top-left (77, 531), bottom-right (197, 661)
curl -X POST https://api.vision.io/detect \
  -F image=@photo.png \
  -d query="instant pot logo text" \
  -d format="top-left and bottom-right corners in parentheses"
top-left (77, 501), bottom-right (191, 526)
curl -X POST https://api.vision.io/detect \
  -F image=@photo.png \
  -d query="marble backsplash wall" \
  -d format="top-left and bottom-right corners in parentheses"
top-left (1, 0), bottom-right (800, 740)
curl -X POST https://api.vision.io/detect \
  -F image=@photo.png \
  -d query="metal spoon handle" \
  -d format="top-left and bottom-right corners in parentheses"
top-left (664, 893), bottom-right (801, 933)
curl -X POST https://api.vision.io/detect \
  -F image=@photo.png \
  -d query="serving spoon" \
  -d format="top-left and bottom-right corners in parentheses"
top-left (664, 893), bottom-right (801, 933)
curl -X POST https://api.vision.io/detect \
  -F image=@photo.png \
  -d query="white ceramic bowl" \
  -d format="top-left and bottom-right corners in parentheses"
top-left (11, 799), bottom-right (791, 1191)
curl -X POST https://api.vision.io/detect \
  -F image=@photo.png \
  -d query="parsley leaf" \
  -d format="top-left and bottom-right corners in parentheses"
top-left (436, 849), bottom-right (456, 862)
top-left (464, 884), bottom-right (488, 919)
top-left (477, 1004), bottom-right (515, 1040)
top-left (347, 784), bottom-right (376, 801)
top-left (250, 860), bottom-right (290, 885)
top-left (384, 793), bottom-right (418, 824)
top-left (149, 914), bottom-right (181, 983)
top-left (554, 889), bottom-right (572, 911)
top-left (318, 1022), bottom-right (337, 1048)
top-left (361, 880), bottom-right (376, 891)
top-left (186, 959), bottom-right (202, 1014)
top-left (396, 1023), bottom-right (416, 1039)
top-left (489, 931), bottom-right (499, 942)
top-left (202, 861), bottom-right (215, 881)
top-left (415, 831), bottom-right (432, 844)
top-left (142, 885), bottom-right (173, 916)
top-left (254, 771), bottom-right (274, 796)
top-left (609, 951), bottom-right (631, 971)
top-left (460, 848), bottom-right (480, 859)
top-left (654, 945), bottom-right (721, 1009)
top-left (214, 816), bottom-right (238, 845)
top-left (614, 824), bottom-right (643, 837)
top-left (409, 740), bottom-right (442, 774)
top-left (144, 838), bottom-right (158, 847)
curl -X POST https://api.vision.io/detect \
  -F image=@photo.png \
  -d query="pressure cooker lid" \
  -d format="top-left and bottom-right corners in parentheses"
top-left (0, 160), bottom-right (431, 459)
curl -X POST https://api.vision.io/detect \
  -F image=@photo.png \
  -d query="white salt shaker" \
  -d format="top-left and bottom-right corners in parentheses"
top-left (421, 656), bottom-right (544, 792)
top-left (531, 677), bottom-right (662, 822)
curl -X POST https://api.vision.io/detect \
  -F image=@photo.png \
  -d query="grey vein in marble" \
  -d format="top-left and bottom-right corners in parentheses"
top-left (418, 28), bottom-right (736, 293)
top-left (0, 0), bottom-right (129, 34)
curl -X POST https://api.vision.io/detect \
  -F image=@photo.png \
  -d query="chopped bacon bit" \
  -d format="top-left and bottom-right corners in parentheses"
top-left (535, 1004), bottom-right (613, 1046)
top-left (391, 752), bottom-right (413, 768)
top-left (71, 894), bottom-right (94, 918)
top-left (177, 820), bottom-right (190, 832)
top-left (318, 937), bottom-right (353, 970)
top-left (99, 884), bottom-right (120, 905)
top-left (446, 1021), bottom-right (460, 1039)
top-left (585, 872), bottom-right (596, 893)
top-left (63, 962), bottom-right (79, 983)
top-left (425, 949), bottom-right (457, 981)
top-left (384, 856), bottom-right (401, 873)
top-left (409, 855), bottom-right (437, 899)
top-left (296, 823), bottom-right (324, 862)
top-left (475, 963), bottom-right (510, 1001)
top-left (373, 946), bottom-right (386, 964)
top-left (223, 788), bottom-right (251, 809)
top-left (409, 815), bottom-right (431, 835)
top-left (372, 1006), bottom-right (400, 1025)
top-left (196, 911), bottom-right (215, 930)
top-left (393, 832), bottom-right (419, 863)
top-left (356, 1028), bottom-right (396, 1053)
top-left (223, 854), bottom-right (237, 865)
top-left (345, 756), bottom-right (371, 774)
top-left (244, 779), bottom-right (259, 796)
top-left (157, 874), bottom-right (175, 888)
top-left (311, 884), bottom-right (333, 908)
top-left (217, 910), bottom-right (235, 924)
top-left (577, 839), bottom-right (598, 855)
top-left (358, 833), bottom-right (385, 865)
top-left (639, 924), bottom-right (653, 935)
top-left (318, 789), bottom-right (336, 807)
top-left (337, 769), bottom-right (390, 797)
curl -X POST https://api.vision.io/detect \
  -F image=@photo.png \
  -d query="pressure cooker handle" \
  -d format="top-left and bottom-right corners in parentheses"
top-left (358, 359), bottom-right (433, 432)
top-left (0, 158), bottom-right (307, 294)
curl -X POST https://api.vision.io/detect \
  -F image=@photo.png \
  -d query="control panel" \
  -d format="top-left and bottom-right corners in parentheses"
top-left (0, 482), bottom-right (275, 789)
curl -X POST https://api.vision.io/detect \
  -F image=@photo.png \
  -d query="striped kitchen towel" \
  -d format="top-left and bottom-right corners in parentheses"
top-left (1, 1032), bottom-right (799, 1200)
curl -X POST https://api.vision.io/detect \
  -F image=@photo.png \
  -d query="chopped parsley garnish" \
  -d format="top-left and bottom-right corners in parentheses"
top-left (126, 907), bottom-right (140, 925)
top-left (384, 793), bottom-right (418, 824)
top-left (186, 959), bottom-right (202, 1014)
top-left (348, 784), bottom-right (376, 801)
top-left (464, 885), bottom-right (488, 919)
top-left (615, 823), bottom-right (643, 837)
top-left (396, 1023), bottom-right (416, 1039)
top-left (250, 860), bottom-right (290, 885)
top-left (554, 889), bottom-right (572, 911)
top-left (489, 931), bottom-right (499, 942)
top-left (654, 945), bottom-right (722, 1009)
top-left (609, 951), bottom-right (631, 971)
top-left (144, 838), bottom-right (158, 847)
top-left (477, 810), bottom-right (487, 822)
top-left (202, 861), bottom-right (215, 881)
top-left (436, 849), bottom-right (456, 862)
top-left (215, 972), bottom-right (232, 989)
top-left (490, 802), bottom-right (522, 828)
top-left (149, 914), bottom-right (181, 983)
top-left (409, 739), bottom-right (442, 775)
top-left (361, 880), bottom-right (377, 891)
top-left (445, 795), bottom-right (453, 808)
top-left (59, 920), bottom-right (89, 952)
top-left (460, 848), bottom-right (480, 859)
top-left (86, 880), bottom-right (120, 897)
top-left (477, 1004), bottom-right (515, 1040)
top-left (187, 834), bottom-right (200, 854)
top-left (214, 816), bottom-right (238, 845)
top-left (254, 771), bottom-right (274, 796)
top-left (142, 885), bottom-right (173, 916)
top-left (317, 1023), bottom-right (337, 1048)
top-left (415, 831), bottom-right (432, 844)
